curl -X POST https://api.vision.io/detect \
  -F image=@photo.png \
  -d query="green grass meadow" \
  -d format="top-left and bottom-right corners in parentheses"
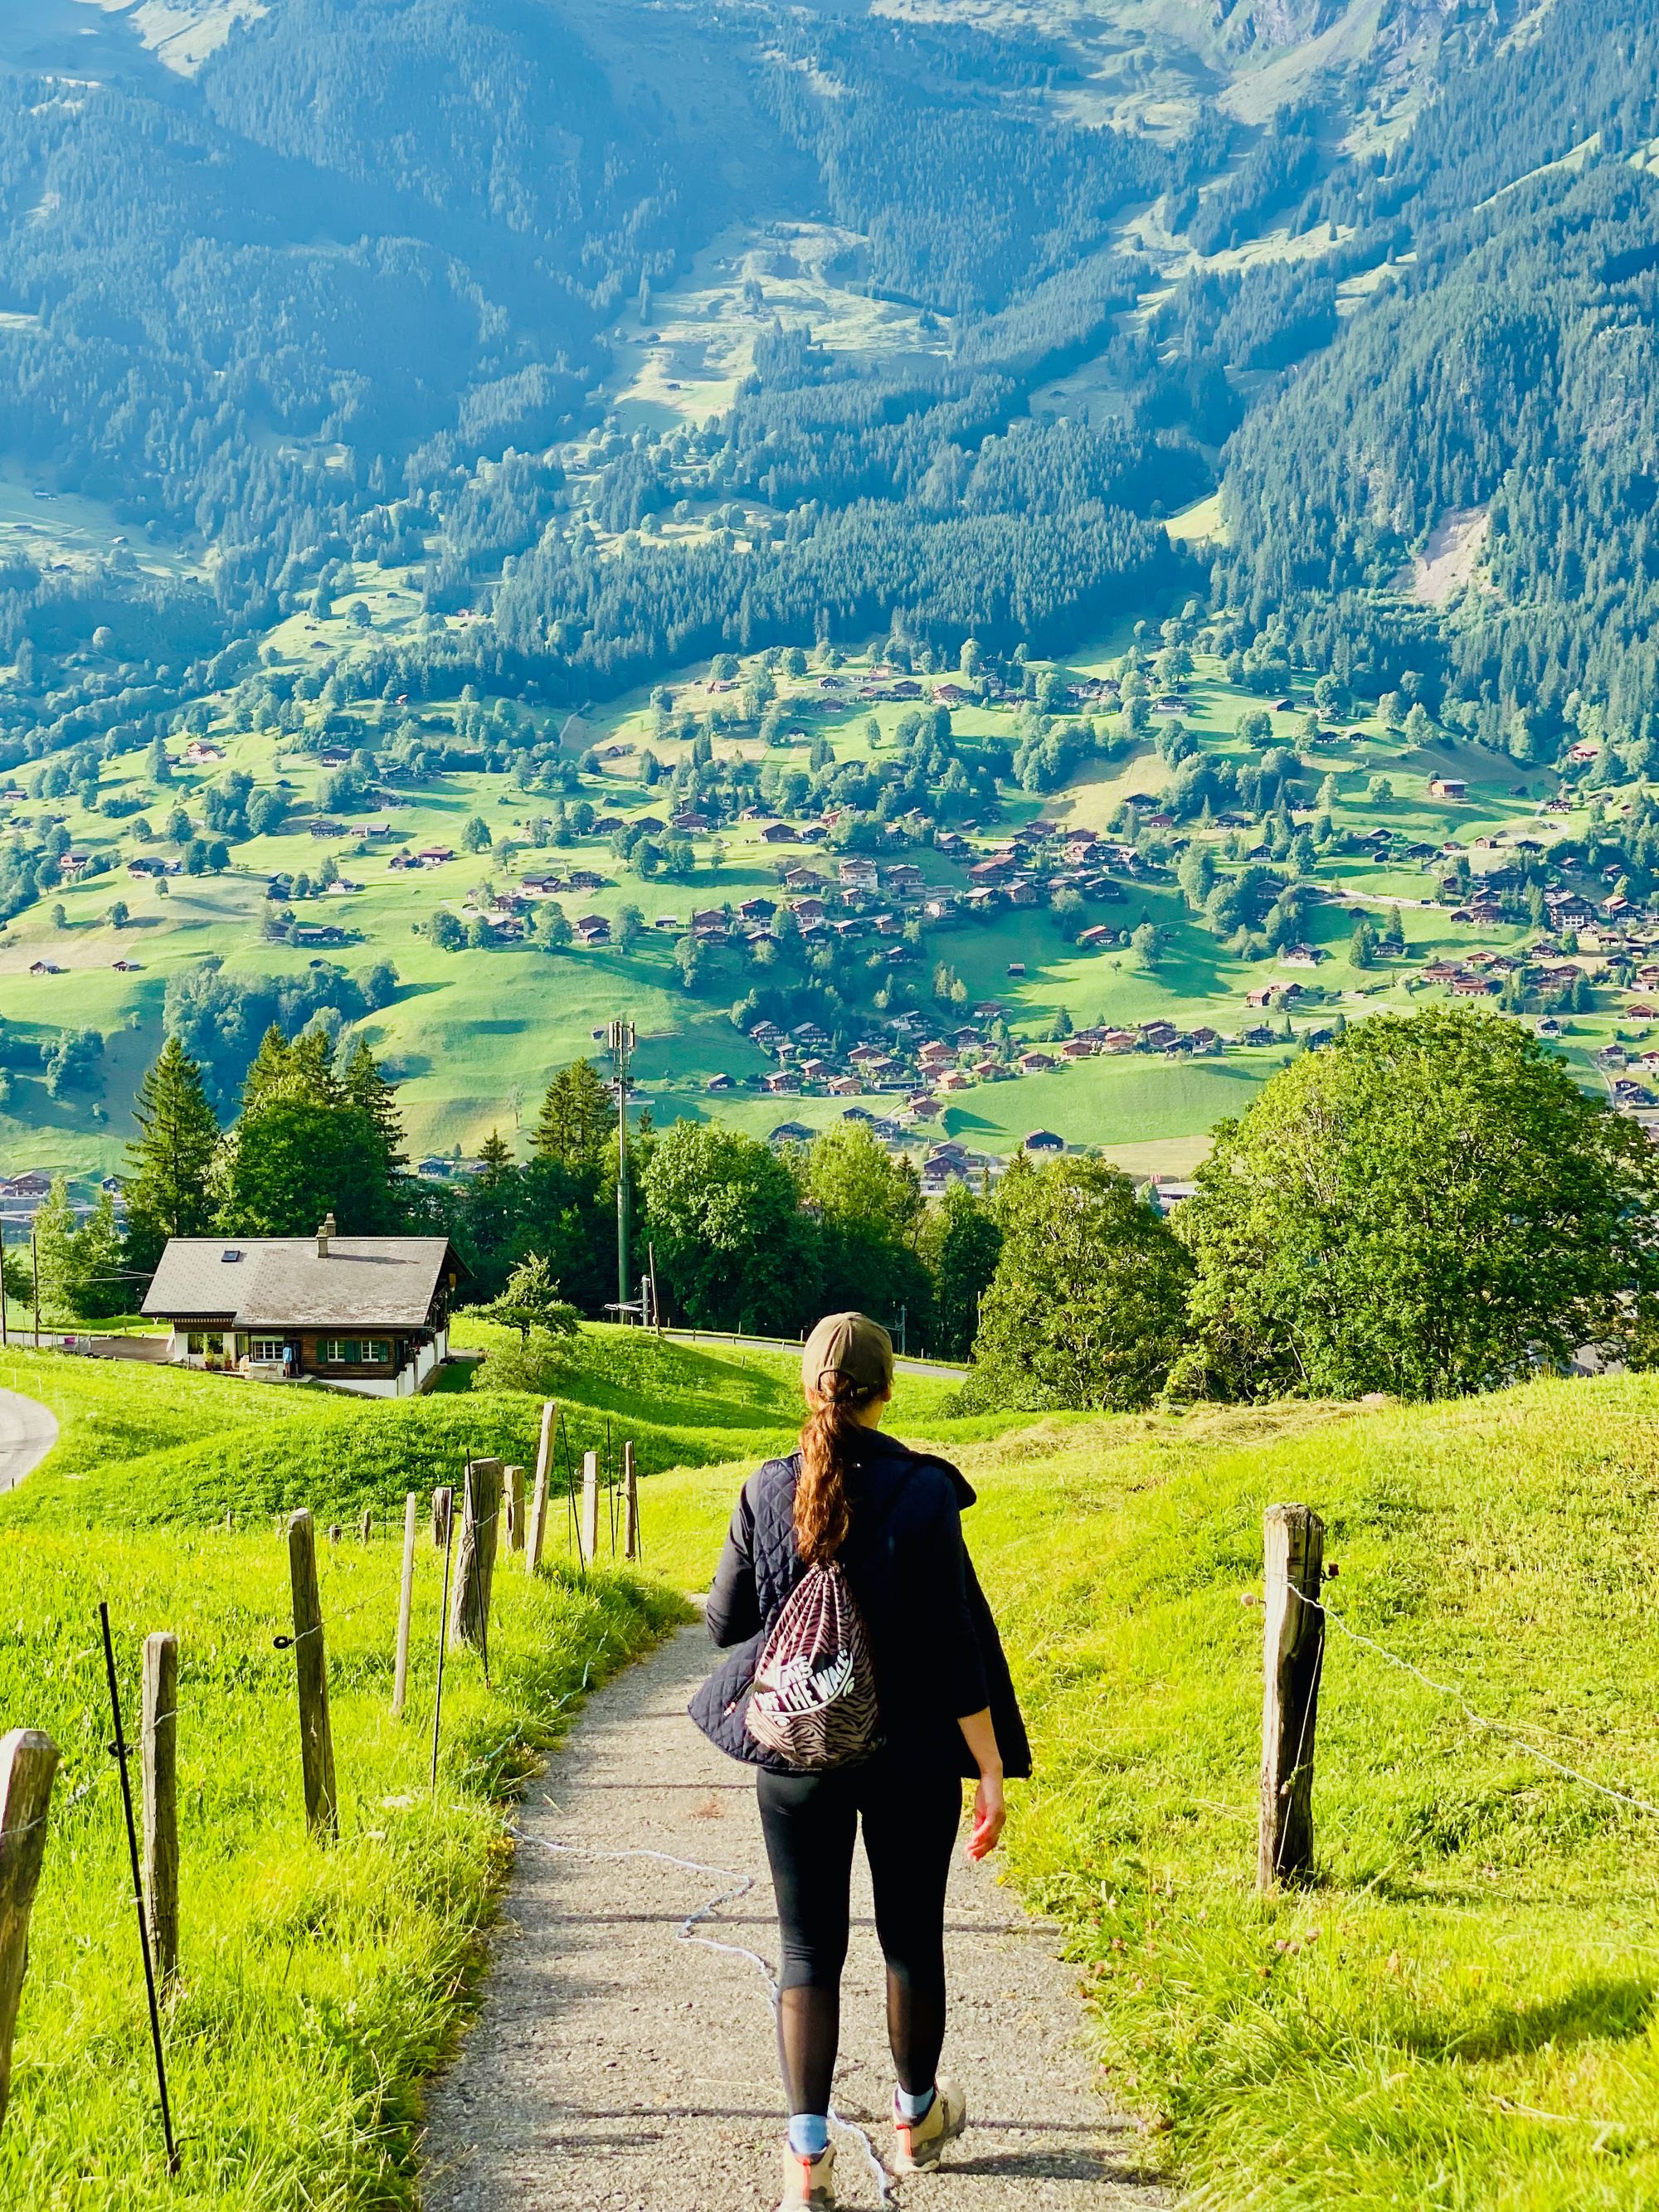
top-left (10, 1323), bottom-right (1659, 2206)
top-left (0, 1333), bottom-right (689, 2208)
top-left (642, 1373), bottom-right (1659, 2210)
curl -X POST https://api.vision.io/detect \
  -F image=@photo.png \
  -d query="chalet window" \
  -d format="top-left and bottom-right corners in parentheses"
top-left (323, 1338), bottom-right (391, 1366)
top-left (251, 1337), bottom-right (284, 1362)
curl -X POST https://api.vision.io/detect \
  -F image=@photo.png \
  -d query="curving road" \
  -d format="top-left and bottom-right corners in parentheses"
top-left (0, 1387), bottom-right (56, 1493)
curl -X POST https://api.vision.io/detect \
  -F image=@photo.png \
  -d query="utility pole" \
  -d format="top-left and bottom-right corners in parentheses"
top-left (30, 1222), bottom-right (39, 1350)
top-left (607, 1018), bottom-right (635, 1318)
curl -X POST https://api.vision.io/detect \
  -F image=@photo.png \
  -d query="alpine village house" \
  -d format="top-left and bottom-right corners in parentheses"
top-left (141, 1215), bottom-right (466, 1396)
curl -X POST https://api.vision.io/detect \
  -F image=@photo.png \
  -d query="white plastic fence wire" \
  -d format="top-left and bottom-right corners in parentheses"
top-left (516, 1820), bottom-right (898, 2205)
top-left (1289, 1582), bottom-right (1659, 1821)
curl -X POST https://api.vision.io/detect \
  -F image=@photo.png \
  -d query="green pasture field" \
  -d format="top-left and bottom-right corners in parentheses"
top-left (0, 621), bottom-right (1627, 1184)
top-left (0, 1330), bottom-right (696, 2210)
top-left (0, 1322), bottom-right (972, 1535)
top-left (641, 1369), bottom-right (1659, 2210)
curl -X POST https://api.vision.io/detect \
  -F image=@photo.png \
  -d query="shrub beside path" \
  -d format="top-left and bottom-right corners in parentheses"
top-left (422, 1621), bottom-right (1161, 2212)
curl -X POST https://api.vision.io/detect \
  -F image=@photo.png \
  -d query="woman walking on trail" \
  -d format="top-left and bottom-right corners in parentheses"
top-left (690, 1310), bottom-right (1029, 2211)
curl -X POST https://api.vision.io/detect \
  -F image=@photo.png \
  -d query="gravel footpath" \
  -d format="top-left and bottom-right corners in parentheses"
top-left (422, 1621), bottom-right (1163, 2212)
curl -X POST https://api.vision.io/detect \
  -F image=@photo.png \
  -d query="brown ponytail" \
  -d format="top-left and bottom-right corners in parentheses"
top-left (795, 1373), bottom-right (882, 1565)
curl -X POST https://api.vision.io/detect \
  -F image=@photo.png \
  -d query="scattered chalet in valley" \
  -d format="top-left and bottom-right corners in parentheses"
top-left (142, 1215), bottom-right (465, 1395)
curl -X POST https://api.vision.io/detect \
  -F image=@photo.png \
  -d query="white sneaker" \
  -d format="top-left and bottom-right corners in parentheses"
top-left (891, 2078), bottom-right (967, 2172)
top-left (776, 2142), bottom-right (836, 2209)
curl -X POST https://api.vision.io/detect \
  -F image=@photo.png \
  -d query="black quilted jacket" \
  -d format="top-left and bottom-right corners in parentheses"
top-left (688, 1426), bottom-right (1031, 1779)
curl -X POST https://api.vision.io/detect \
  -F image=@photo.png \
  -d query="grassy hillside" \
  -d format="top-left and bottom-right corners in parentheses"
top-left (0, 1323), bottom-right (1004, 2205)
top-left (1, 616), bottom-right (1627, 1190)
top-left (643, 1373), bottom-right (1659, 2210)
top-left (0, 1324), bottom-right (977, 1533)
top-left (0, 1518), bottom-right (680, 2209)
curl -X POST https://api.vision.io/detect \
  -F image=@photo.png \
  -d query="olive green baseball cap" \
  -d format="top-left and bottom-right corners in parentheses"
top-left (801, 1310), bottom-right (894, 1398)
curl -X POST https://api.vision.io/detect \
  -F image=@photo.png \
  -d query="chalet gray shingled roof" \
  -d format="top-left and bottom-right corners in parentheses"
top-left (142, 1237), bottom-right (457, 1329)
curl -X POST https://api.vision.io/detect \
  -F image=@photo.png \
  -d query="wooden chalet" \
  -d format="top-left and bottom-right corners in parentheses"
top-left (142, 1217), bottom-right (465, 1396)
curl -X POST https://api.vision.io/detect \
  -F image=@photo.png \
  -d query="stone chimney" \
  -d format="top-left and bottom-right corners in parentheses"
top-left (317, 1212), bottom-right (336, 1258)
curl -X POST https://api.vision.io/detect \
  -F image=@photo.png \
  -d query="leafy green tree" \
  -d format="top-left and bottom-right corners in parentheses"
top-left (31, 1178), bottom-right (80, 1327)
top-left (917, 1180), bottom-right (1001, 1359)
top-left (73, 1193), bottom-right (128, 1320)
top-left (124, 1035), bottom-right (221, 1272)
top-left (216, 1103), bottom-right (395, 1235)
top-left (674, 932), bottom-right (707, 990)
top-left (643, 1122), bottom-right (816, 1332)
top-left (482, 1252), bottom-right (580, 1344)
top-left (461, 814), bottom-right (493, 853)
top-left (962, 1157), bottom-right (1190, 1410)
top-left (805, 1122), bottom-right (928, 1325)
top-left (1, 1246), bottom-right (31, 1318)
top-left (1350, 917), bottom-right (1379, 970)
top-left (615, 902), bottom-right (645, 952)
top-left (30, 1183), bottom-right (126, 1324)
top-left (1174, 1008), bottom-right (1659, 1400)
top-left (431, 908), bottom-right (465, 950)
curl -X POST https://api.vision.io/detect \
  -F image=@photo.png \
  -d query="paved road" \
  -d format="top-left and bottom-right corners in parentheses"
top-left (663, 1328), bottom-right (966, 1383)
top-left (0, 1386), bottom-right (56, 1492)
top-left (423, 1622), bottom-right (1160, 2212)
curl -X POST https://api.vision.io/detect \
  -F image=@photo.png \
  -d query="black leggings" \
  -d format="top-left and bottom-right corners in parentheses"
top-left (757, 1760), bottom-right (962, 2118)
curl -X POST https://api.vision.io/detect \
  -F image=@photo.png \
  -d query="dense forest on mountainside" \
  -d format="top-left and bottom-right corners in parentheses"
top-left (1225, 0), bottom-right (1659, 736)
top-left (8, 0), bottom-right (1659, 889)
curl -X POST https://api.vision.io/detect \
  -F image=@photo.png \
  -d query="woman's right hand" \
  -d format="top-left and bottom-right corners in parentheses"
top-left (966, 1769), bottom-right (1005, 1861)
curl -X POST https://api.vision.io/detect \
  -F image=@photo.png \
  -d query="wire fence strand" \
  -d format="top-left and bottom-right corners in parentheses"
top-left (1290, 1582), bottom-right (1659, 1821)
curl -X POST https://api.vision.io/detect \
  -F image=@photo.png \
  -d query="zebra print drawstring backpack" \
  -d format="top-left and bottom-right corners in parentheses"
top-left (745, 1558), bottom-right (881, 1770)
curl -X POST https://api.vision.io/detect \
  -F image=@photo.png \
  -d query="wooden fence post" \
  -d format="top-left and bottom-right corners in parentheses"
top-left (504, 1464), bottom-right (526, 1554)
top-left (0, 1728), bottom-right (58, 2132)
top-left (432, 1485), bottom-right (453, 1550)
top-left (327, 1524), bottom-right (341, 1548)
top-left (525, 1402), bottom-right (555, 1574)
top-left (359, 1509), bottom-right (372, 1544)
top-left (448, 1459), bottom-right (504, 1655)
top-left (140, 1633), bottom-right (179, 1986)
top-left (287, 1510), bottom-right (338, 1840)
top-left (622, 1441), bottom-right (639, 1563)
top-left (392, 1491), bottom-right (419, 1719)
top-left (1258, 1503), bottom-right (1325, 1891)
top-left (579, 1450), bottom-right (600, 1568)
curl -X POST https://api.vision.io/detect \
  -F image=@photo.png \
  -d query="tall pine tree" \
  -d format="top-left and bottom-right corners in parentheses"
top-left (124, 1035), bottom-right (221, 1275)
top-left (341, 1037), bottom-right (410, 1182)
top-left (533, 1059), bottom-right (612, 1167)
top-left (216, 1025), bottom-right (406, 1237)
